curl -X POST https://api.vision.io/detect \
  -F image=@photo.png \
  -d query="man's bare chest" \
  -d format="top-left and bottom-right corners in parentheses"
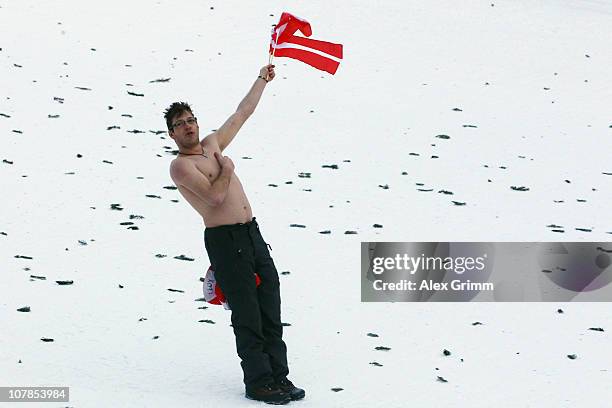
top-left (192, 154), bottom-right (220, 182)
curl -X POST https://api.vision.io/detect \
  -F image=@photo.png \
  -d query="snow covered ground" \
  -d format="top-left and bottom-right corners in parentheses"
top-left (1, 0), bottom-right (611, 406)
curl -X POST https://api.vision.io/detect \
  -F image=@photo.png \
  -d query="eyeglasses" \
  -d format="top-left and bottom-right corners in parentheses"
top-left (171, 117), bottom-right (197, 130)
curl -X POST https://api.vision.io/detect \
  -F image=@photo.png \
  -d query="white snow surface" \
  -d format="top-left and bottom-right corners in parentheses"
top-left (1, 1), bottom-right (611, 407)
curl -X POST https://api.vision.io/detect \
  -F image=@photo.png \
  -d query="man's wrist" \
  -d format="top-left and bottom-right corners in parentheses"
top-left (257, 75), bottom-right (269, 83)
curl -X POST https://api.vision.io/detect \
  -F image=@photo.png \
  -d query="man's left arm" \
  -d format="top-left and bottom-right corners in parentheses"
top-left (209, 64), bottom-right (276, 152)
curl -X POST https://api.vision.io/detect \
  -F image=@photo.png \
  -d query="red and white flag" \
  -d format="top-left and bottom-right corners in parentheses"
top-left (269, 12), bottom-right (343, 75)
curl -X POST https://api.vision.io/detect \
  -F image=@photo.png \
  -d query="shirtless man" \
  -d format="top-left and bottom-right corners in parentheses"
top-left (164, 65), bottom-right (304, 405)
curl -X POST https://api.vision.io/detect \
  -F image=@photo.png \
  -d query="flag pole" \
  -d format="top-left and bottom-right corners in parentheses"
top-left (269, 46), bottom-right (276, 65)
top-left (268, 26), bottom-right (277, 69)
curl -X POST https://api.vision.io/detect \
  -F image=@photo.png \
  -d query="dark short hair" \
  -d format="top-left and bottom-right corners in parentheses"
top-left (163, 102), bottom-right (194, 131)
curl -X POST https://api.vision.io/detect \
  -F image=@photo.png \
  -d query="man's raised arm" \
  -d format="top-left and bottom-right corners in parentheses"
top-left (211, 65), bottom-right (276, 152)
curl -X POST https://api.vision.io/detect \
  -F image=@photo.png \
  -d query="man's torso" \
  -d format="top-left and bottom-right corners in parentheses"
top-left (172, 141), bottom-right (252, 227)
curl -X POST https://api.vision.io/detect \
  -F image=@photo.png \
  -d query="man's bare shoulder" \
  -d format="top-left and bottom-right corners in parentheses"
top-left (170, 156), bottom-right (193, 170)
top-left (169, 156), bottom-right (195, 182)
top-left (201, 132), bottom-right (221, 151)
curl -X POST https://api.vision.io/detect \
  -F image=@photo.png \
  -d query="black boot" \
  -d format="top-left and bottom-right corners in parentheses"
top-left (245, 383), bottom-right (291, 405)
top-left (276, 378), bottom-right (306, 401)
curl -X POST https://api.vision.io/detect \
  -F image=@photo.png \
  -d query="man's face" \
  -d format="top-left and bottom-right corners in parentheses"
top-left (169, 110), bottom-right (199, 148)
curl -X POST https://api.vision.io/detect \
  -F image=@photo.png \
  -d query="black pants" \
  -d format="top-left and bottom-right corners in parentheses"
top-left (204, 217), bottom-right (289, 389)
